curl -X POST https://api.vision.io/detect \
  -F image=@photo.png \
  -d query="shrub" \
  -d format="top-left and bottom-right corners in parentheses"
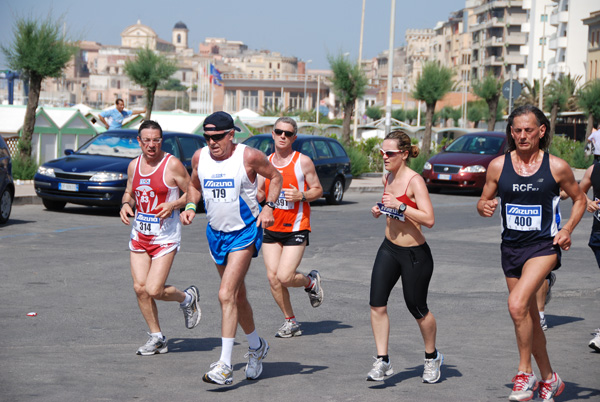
top-left (12, 154), bottom-right (38, 180)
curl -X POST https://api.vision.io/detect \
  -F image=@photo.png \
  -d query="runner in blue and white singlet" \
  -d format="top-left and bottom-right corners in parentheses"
top-left (197, 143), bottom-right (260, 232)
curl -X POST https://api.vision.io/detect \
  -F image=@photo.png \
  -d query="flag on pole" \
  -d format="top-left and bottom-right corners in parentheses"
top-left (210, 64), bottom-right (222, 86)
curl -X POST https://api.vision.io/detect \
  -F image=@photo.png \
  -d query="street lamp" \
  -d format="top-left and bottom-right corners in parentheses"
top-left (303, 59), bottom-right (312, 111)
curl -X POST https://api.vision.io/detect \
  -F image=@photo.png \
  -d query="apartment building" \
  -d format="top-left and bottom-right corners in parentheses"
top-left (470, 0), bottom-right (529, 80)
top-left (548, 0), bottom-right (597, 81)
top-left (583, 10), bottom-right (600, 82)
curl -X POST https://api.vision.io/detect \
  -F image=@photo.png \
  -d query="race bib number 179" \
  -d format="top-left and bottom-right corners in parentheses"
top-left (505, 203), bottom-right (541, 231)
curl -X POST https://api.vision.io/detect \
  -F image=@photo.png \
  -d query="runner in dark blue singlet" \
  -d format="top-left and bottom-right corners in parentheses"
top-left (477, 105), bottom-right (585, 402)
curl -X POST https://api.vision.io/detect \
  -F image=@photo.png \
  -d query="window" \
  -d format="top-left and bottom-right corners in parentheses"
top-left (328, 141), bottom-right (347, 158)
top-left (177, 136), bottom-right (202, 162)
top-left (313, 140), bottom-right (333, 159)
top-left (241, 90), bottom-right (259, 111)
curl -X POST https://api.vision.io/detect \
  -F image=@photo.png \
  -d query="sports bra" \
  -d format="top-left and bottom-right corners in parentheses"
top-left (383, 173), bottom-right (418, 209)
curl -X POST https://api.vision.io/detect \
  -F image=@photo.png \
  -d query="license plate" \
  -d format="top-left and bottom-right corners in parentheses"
top-left (59, 183), bottom-right (79, 192)
top-left (437, 174), bottom-right (451, 180)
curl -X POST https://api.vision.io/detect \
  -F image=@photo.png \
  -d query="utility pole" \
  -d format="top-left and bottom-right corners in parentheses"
top-left (384, 0), bottom-right (396, 136)
top-left (353, 0), bottom-right (366, 141)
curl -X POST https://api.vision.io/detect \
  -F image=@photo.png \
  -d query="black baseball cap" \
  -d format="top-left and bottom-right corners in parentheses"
top-left (203, 111), bottom-right (241, 132)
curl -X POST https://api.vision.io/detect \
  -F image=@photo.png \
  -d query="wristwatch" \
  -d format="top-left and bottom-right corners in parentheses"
top-left (398, 203), bottom-right (407, 213)
top-left (265, 201), bottom-right (277, 209)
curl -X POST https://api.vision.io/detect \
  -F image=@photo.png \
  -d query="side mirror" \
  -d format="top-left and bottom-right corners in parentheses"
top-left (64, 149), bottom-right (74, 155)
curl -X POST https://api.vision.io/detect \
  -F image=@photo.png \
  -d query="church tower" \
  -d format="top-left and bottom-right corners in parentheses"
top-left (172, 21), bottom-right (189, 53)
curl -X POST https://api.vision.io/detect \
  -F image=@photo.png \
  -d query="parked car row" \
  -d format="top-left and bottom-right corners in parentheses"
top-left (34, 130), bottom-right (206, 211)
top-left (32, 130), bottom-right (353, 212)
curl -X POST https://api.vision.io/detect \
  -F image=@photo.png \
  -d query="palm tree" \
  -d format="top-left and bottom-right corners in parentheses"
top-left (577, 79), bottom-right (600, 136)
top-left (471, 74), bottom-right (503, 131)
top-left (124, 47), bottom-right (177, 120)
top-left (328, 53), bottom-right (368, 145)
top-left (412, 61), bottom-right (454, 155)
top-left (515, 79), bottom-right (541, 108)
top-left (1, 15), bottom-right (76, 164)
top-left (544, 74), bottom-right (581, 139)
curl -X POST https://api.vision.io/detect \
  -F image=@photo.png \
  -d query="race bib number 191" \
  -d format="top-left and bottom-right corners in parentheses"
top-left (505, 203), bottom-right (541, 231)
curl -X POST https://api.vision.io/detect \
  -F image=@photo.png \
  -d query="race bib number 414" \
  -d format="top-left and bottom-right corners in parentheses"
top-left (505, 203), bottom-right (541, 231)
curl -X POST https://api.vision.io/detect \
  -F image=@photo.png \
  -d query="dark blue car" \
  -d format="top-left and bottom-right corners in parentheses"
top-left (242, 134), bottom-right (352, 205)
top-left (34, 129), bottom-right (206, 210)
top-left (0, 136), bottom-right (14, 224)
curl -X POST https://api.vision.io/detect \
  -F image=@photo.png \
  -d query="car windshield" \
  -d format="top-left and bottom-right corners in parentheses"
top-left (77, 134), bottom-right (142, 158)
top-left (444, 135), bottom-right (503, 155)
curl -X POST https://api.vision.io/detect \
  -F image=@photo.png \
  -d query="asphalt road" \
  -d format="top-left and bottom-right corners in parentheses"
top-left (1, 192), bottom-right (599, 401)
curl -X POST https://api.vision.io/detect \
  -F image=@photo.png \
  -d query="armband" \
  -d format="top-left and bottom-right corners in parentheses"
top-left (185, 202), bottom-right (197, 212)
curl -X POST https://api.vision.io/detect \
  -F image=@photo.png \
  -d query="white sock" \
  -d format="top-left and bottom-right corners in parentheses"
top-left (219, 337), bottom-right (235, 367)
top-left (150, 331), bottom-right (164, 340)
top-left (539, 312), bottom-right (545, 319)
top-left (246, 330), bottom-right (261, 350)
top-left (180, 292), bottom-right (192, 307)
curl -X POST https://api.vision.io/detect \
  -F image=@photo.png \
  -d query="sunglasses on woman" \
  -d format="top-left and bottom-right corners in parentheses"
top-left (274, 128), bottom-right (295, 137)
top-left (379, 148), bottom-right (403, 158)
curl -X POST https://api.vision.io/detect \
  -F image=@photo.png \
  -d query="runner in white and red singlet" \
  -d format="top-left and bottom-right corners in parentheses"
top-left (120, 120), bottom-right (201, 356)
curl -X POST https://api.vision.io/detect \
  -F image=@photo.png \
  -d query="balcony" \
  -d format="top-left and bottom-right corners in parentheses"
top-left (505, 54), bottom-right (526, 65)
top-left (506, 32), bottom-right (527, 45)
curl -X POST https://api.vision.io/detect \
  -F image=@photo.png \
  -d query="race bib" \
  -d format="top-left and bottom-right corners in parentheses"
top-left (135, 212), bottom-right (160, 235)
top-left (505, 203), bottom-right (541, 231)
top-left (203, 178), bottom-right (236, 203)
top-left (377, 203), bottom-right (405, 222)
top-left (276, 190), bottom-right (294, 210)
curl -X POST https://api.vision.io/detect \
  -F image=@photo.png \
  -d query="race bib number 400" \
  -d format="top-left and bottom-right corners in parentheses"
top-left (377, 203), bottom-right (405, 222)
top-left (505, 203), bottom-right (541, 231)
top-left (276, 191), bottom-right (294, 210)
top-left (203, 178), bottom-right (235, 203)
top-left (135, 212), bottom-right (160, 235)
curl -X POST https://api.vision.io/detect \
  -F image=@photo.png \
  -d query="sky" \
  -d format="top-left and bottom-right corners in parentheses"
top-left (0, 0), bottom-right (467, 71)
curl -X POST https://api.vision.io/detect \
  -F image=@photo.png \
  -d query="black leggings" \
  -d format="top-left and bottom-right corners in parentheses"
top-left (369, 238), bottom-right (434, 319)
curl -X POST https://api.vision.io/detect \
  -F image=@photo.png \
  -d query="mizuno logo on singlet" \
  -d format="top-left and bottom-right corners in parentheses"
top-left (507, 206), bottom-right (540, 216)
top-left (204, 179), bottom-right (234, 188)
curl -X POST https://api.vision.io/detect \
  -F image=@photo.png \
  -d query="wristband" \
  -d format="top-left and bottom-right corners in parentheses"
top-left (185, 202), bottom-right (197, 212)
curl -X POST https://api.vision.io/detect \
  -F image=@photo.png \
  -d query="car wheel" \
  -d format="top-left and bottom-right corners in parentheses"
top-left (0, 188), bottom-right (13, 224)
top-left (325, 177), bottom-right (344, 205)
top-left (42, 199), bottom-right (66, 211)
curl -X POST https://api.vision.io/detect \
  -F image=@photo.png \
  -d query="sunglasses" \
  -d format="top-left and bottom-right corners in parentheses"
top-left (274, 128), bottom-right (295, 137)
top-left (379, 148), bottom-right (403, 158)
top-left (203, 130), bottom-right (231, 142)
top-left (139, 137), bottom-right (162, 144)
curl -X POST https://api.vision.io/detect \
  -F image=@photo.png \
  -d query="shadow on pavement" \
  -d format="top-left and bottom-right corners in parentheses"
top-left (299, 320), bottom-right (352, 335)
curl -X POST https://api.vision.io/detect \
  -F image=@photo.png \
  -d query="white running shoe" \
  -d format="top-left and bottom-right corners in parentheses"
top-left (366, 357), bottom-right (393, 381)
top-left (245, 337), bottom-right (269, 380)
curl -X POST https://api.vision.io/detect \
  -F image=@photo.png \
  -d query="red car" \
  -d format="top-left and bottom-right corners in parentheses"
top-left (421, 131), bottom-right (507, 193)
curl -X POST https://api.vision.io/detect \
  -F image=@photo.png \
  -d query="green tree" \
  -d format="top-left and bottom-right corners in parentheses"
top-left (1, 15), bottom-right (77, 162)
top-left (467, 100), bottom-right (487, 128)
top-left (391, 109), bottom-right (406, 122)
top-left (406, 109), bottom-right (418, 125)
top-left (158, 78), bottom-right (187, 91)
top-left (544, 74), bottom-right (581, 139)
top-left (124, 47), bottom-right (177, 120)
top-left (366, 106), bottom-right (382, 121)
top-left (471, 73), bottom-right (503, 131)
top-left (412, 61), bottom-right (454, 155)
top-left (577, 79), bottom-right (600, 136)
top-left (328, 53), bottom-right (368, 145)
